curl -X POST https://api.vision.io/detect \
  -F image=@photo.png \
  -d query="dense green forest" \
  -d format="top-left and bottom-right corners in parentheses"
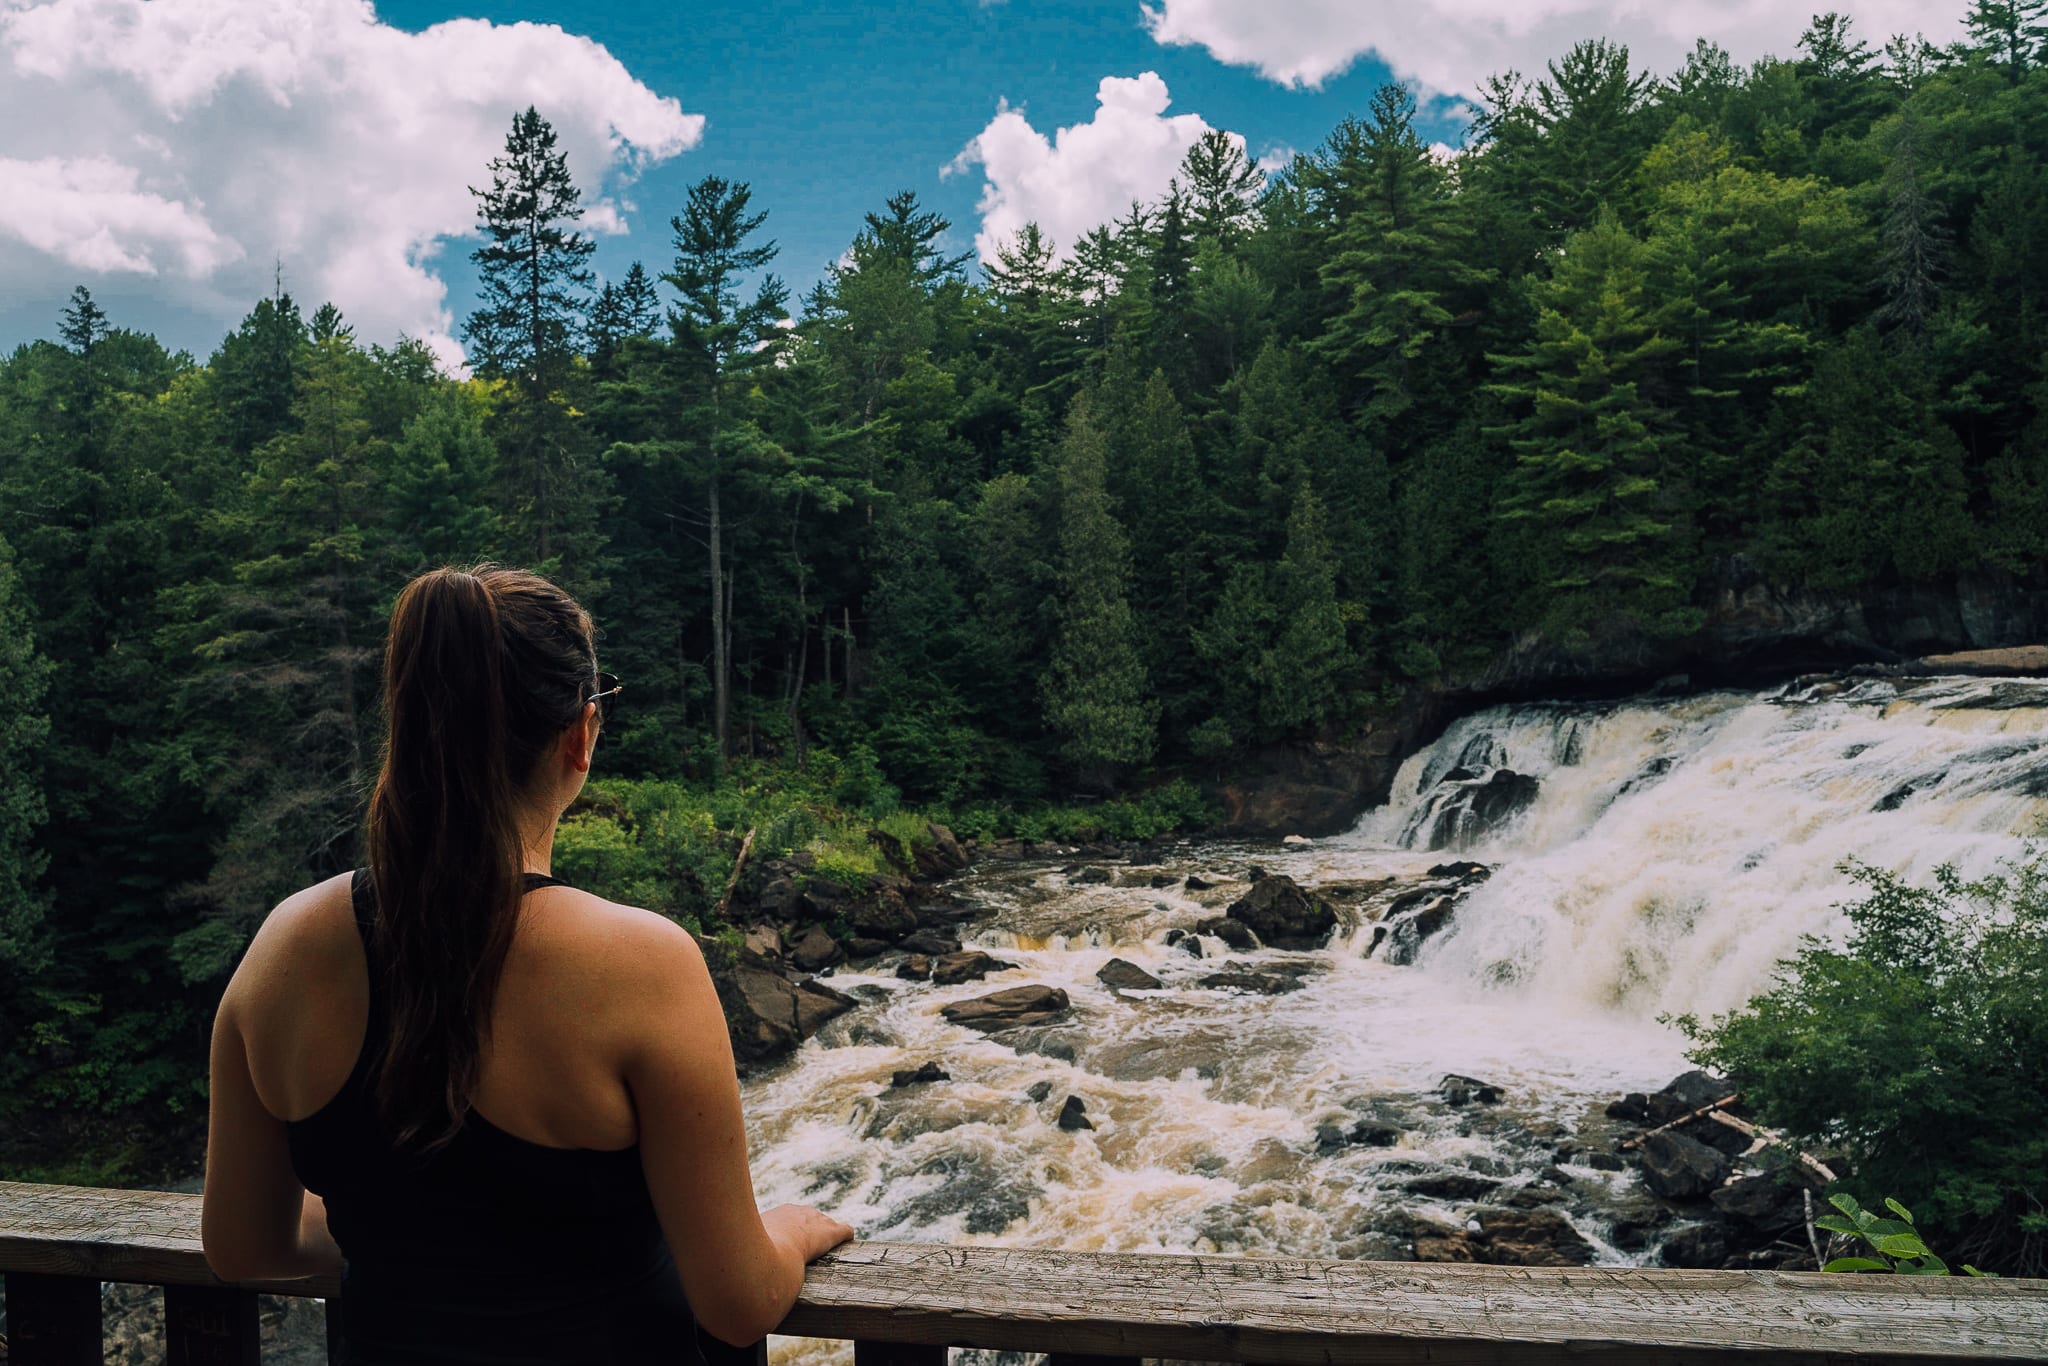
top-left (5, 6), bottom-right (2048, 1171)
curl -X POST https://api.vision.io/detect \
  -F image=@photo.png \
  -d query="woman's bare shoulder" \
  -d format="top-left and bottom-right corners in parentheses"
top-left (226, 872), bottom-right (361, 1003)
top-left (524, 886), bottom-right (708, 986)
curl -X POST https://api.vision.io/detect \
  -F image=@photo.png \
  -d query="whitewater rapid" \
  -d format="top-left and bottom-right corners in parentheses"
top-left (746, 672), bottom-right (2046, 1361)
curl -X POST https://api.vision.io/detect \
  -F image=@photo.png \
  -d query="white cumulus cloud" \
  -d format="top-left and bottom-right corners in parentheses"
top-left (945, 71), bottom-right (1235, 264)
top-left (1140, 0), bottom-right (1967, 98)
top-left (0, 0), bottom-right (704, 364)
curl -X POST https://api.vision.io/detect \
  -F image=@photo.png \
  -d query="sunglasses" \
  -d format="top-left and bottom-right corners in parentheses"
top-left (586, 672), bottom-right (624, 728)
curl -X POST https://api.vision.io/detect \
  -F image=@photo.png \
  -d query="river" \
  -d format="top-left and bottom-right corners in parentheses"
top-left (743, 672), bottom-right (2046, 1352)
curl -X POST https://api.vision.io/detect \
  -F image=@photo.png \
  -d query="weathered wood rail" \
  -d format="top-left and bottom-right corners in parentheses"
top-left (3, 1181), bottom-right (2045, 1365)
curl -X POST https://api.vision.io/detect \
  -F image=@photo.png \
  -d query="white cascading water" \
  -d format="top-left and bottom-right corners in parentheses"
top-left (749, 674), bottom-right (2046, 1363)
top-left (1351, 675), bottom-right (2048, 1019)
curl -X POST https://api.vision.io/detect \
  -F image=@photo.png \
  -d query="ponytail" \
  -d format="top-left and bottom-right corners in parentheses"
top-left (365, 564), bottom-right (595, 1153)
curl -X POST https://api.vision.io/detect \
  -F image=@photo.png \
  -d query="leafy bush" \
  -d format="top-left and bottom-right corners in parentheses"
top-left (1679, 852), bottom-right (2048, 1275)
top-left (1816, 1192), bottom-right (1995, 1276)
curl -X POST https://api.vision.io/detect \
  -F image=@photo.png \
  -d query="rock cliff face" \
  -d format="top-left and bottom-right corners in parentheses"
top-left (1215, 572), bottom-right (2048, 837)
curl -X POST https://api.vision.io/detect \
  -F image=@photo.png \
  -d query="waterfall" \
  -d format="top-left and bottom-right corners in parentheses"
top-left (1352, 675), bottom-right (2048, 1019)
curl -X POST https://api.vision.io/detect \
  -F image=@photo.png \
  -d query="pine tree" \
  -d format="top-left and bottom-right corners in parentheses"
top-left (1312, 82), bottom-right (1491, 439)
top-left (211, 289), bottom-right (306, 455)
top-left (587, 261), bottom-right (663, 371)
top-left (1040, 394), bottom-right (1156, 786)
top-left (1180, 129), bottom-right (1264, 245)
top-left (0, 531), bottom-right (52, 975)
top-left (1966, 0), bottom-right (2048, 78)
top-left (663, 175), bottom-right (791, 771)
top-left (1875, 107), bottom-right (1951, 341)
top-left (58, 286), bottom-right (107, 356)
top-left (1490, 211), bottom-right (1696, 639)
top-left (464, 106), bottom-right (598, 565)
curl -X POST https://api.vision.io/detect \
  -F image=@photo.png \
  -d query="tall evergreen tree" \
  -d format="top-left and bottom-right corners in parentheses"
top-left (586, 262), bottom-right (662, 370)
top-left (663, 175), bottom-right (791, 771)
top-left (1180, 129), bottom-right (1264, 245)
top-left (1491, 211), bottom-right (1696, 639)
top-left (0, 532), bottom-right (51, 975)
top-left (1875, 106), bottom-right (1951, 340)
top-left (464, 106), bottom-right (598, 566)
top-left (1966, 0), bottom-right (2048, 78)
top-left (58, 286), bottom-right (108, 356)
top-left (1041, 395), bottom-right (1156, 785)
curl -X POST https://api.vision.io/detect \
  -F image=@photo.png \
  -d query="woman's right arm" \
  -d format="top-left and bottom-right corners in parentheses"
top-left (617, 915), bottom-right (853, 1346)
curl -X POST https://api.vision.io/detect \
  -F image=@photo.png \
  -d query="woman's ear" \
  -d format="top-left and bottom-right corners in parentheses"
top-left (563, 703), bottom-right (597, 775)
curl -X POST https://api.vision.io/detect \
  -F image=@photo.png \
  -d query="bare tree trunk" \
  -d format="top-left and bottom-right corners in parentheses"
top-left (843, 606), bottom-right (856, 697)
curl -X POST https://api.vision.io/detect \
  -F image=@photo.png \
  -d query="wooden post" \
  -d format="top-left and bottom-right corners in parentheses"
top-left (696, 1327), bottom-right (767, 1366)
top-left (5, 1272), bottom-right (103, 1366)
top-left (163, 1284), bottom-right (258, 1366)
top-left (854, 1343), bottom-right (946, 1366)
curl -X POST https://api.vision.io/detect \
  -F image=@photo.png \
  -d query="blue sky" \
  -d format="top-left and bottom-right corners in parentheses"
top-left (0, 0), bottom-right (1959, 363)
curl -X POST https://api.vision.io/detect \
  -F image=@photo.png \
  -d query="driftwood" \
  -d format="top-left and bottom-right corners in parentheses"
top-left (4, 1181), bottom-right (2048, 1363)
top-left (713, 827), bottom-right (757, 921)
top-left (1621, 1094), bottom-right (1839, 1184)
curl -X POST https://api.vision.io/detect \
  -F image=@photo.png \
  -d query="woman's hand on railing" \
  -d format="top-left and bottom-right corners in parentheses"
top-left (763, 1203), bottom-right (855, 1264)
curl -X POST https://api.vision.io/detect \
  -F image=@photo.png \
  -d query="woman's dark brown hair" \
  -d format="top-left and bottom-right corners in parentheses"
top-left (365, 564), bottom-right (596, 1153)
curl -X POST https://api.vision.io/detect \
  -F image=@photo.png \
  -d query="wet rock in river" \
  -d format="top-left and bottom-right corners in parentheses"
top-left (913, 822), bottom-right (969, 878)
top-left (714, 952), bottom-right (857, 1065)
top-left (1197, 969), bottom-right (1302, 995)
top-left (1474, 1208), bottom-right (1595, 1266)
top-left (1439, 1074), bottom-right (1503, 1106)
top-left (843, 936), bottom-right (891, 959)
top-left (847, 891), bottom-right (918, 942)
top-left (1376, 893), bottom-right (1458, 966)
top-left (1149, 873), bottom-right (1178, 888)
top-left (1639, 1130), bottom-right (1733, 1200)
top-left (788, 924), bottom-right (843, 972)
top-left (1184, 874), bottom-right (1218, 890)
top-left (743, 923), bottom-right (783, 960)
top-left (896, 955), bottom-right (930, 981)
top-left (1403, 1172), bottom-right (1500, 1201)
top-left (1426, 861), bottom-right (1492, 882)
top-left (1657, 1221), bottom-right (1733, 1269)
top-left (931, 950), bottom-right (1013, 986)
top-left (898, 928), bottom-right (962, 956)
top-left (1069, 866), bottom-right (1112, 885)
top-left (1026, 1080), bottom-right (1054, 1102)
top-left (1195, 915), bottom-right (1259, 951)
top-left (1097, 958), bottom-right (1163, 991)
top-left (1648, 1069), bottom-right (1738, 1122)
top-left (890, 1061), bottom-right (949, 1088)
top-left (1224, 873), bottom-right (1338, 949)
top-left (1057, 1095), bottom-right (1094, 1131)
top-left (1164, 928), bottom-right (1204, 957)
top-left (1710, 1172), bottom-right (1808, 1238)
top-left (941, 984), bottom-right (1072, 1032)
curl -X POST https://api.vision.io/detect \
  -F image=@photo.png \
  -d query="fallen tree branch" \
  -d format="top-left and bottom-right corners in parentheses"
top-left (1622, 1093), bottom-right (1838, 1185)
top-left (714, 827), bottom-right (757, 922)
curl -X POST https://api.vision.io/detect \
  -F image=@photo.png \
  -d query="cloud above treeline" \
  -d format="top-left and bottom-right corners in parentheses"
top-left (1140, 0), bottom-right (1967, 96)
top-left (0, 0), bottom-right (703, 364)
top-left (946, 71), bottom-right (1246, 265)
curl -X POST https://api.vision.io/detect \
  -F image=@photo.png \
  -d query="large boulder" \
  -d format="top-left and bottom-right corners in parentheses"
top-left (1475, 1208), bottom-right (1596, 1267)
top-left (1194, 916), bottom-right (1260, 951)
top-left (932, 950), bottom-right (1012, 986)
top-left (1224, 873), bottom-right (1338, 949)
top-left (1639, 1130), bottom-right (1733, 1200)
top-left (1710, 1172), bottom-right (1807, 1238)
top-left (899, 928), bottom-right (963, 956)
top-left (715, 953), bottom-right (856, 1065)
top-left (940, 985), bottom-right (1072, 1032)
top-left (1375, 893), bottom-right (1458, 965)
top-left (1647, 1069), bottom-right (1738, 1124)
top-left (1097, 958), bottom-right (1164, 991)
top-left (846, 889), bottom-right (918, 942)
top-left (914, 823), bottom-right (969, 877)
top-left (788, 924), bottom-right (843, 973)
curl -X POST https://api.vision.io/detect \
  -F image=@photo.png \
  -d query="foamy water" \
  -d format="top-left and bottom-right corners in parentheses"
top-left (751, 674), bottom-right (2046, 1361)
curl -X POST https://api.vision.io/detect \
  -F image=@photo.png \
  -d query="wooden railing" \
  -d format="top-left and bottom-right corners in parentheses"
top-left (3, 1181), bottom-right (2045, 1365)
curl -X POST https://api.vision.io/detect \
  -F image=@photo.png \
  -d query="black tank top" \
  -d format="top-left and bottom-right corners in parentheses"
top-left (287, 870), bottom-right (703, 1365)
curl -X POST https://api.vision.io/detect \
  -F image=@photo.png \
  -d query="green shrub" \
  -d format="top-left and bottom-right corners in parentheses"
top-left (1678, 851), bottom-right (2048, 1275)
top-left (1816, 1192), bottom-right (1996, 1276)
